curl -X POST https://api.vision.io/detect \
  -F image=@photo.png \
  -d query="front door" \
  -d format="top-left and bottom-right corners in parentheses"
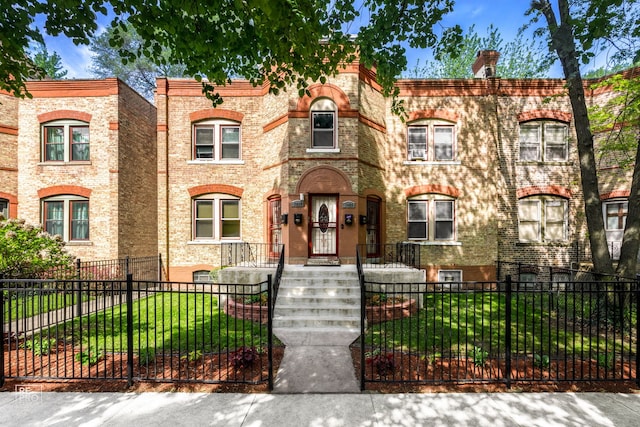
top-left (309, 195), bottom-right (338, 257)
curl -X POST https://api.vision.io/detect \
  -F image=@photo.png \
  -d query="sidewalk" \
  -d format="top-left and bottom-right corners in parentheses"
top-left (2, 391), bottom-right (640, 426)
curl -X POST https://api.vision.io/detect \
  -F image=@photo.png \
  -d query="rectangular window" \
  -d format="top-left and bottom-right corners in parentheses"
top-left (434, 200), bottom-right (454, 240)
top-left (195, 200), bottom-right (214, 238)
top-left (221, 200), bottom-right (241, 238)
top-left (519, 124), bottom-right (540, 161)
top-left (45, 126), bottom-right (65, 161)
top-left (0, 199), bottom-right (8, 220)
top-left (70, 126), bottom-right (90, 161)
top-left (519, 121), bottom-right (568, 162)
top-left (194, 126), bottom-right (214, 159)
top-left (605, 201), bottom-right (628, 230)
top-left (544, 124), bottom-right (568, 161)
top-left (407, 200), bottom-right (428, 239)
top-left (438, 270), bottom-right (462, 282)
top-left (407, 127), bottom-right (427, 160)
top-left (518, 200), bottom-right (541, 241)
top-left (70, 200), bottom-right (89, 240)
top-left (312, 112), bottom-right (335, 148)
top-left (433, 126), bottom-right (454, 160)
top-left (44, 201), bottom-right (64, 237)
top-left (220, 126), bottom-right (240, 159)
top-left (545, 200), bottom-right (566, 241)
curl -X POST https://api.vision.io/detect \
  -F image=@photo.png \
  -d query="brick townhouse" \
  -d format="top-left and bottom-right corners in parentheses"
top-left (0, 51), bottom-right (633, 282)
top-left (0, 78), bottom-right (158, 261)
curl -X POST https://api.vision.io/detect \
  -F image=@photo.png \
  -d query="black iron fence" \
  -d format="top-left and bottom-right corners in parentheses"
top-left (357, 275), bottom-right (639, 390)
top-left (1, 273), bottom-right (281, 389)
top-left (357, 243), bottom-right (421, 269)
top-left (47, 255), bottom-right (163, 281)
top-left (221, 243), bottom-right (284, 268)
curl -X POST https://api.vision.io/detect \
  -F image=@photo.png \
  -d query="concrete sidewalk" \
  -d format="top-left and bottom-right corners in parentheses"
top-left (2, 391), bottom-right (640, 426)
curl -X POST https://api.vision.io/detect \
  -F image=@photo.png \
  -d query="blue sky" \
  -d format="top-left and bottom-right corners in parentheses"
top-left (40, 1), bottom-right (562, 79)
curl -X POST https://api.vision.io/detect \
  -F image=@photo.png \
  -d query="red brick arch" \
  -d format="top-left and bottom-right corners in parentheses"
top-left (295, 83), bottom-right (352, 112)
top-left (407, 110), bottom-right (459, 123)
top-left (189, 109), bottom-right (244, 123)
top-left (601, 189), bottom-right (630, 200)
top-left (516, 185), bottom-right (572, 199)
top-left (188, 184), bottom-right (244, 198)
top-left (37, 185), bottom-right (92, 199)
top-left (37, 110), bottom-right (92, 123)
top-left (405, 184), bottom-right (460, 198)
top-left (517, 110), bottom-right (572, 123)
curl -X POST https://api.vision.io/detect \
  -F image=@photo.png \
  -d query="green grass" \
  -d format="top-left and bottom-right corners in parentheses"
top-left (38, 292), bottom-right (274, 354)
top-left (365, 291), bottom-right (635, 357)
top-left (3, 290), bottom-right (90, 322)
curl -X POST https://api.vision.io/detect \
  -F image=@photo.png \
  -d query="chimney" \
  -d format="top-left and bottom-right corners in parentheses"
top-left (472, 50), bottom-right (500, 78)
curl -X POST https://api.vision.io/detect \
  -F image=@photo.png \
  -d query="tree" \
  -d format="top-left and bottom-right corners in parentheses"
top-left (30, 42), bottom-right (68, 79)
top-left (406, 25), bottom-right (552, 79)
top-left (2, 1), bottom-right (462, 111)
top-left (0, 219), bottom-right (74, 279)
top-left (89, 21), bottom-right (186, 100)
top-left (529, 0), bottom-right (640, 280)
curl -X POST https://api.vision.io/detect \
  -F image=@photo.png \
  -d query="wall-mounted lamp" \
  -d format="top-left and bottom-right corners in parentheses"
top-left (299, 193), bottom-right (304, 201)
top-left (294, 213), bottom-right (303, 225)
top-left (344, 214), bottom-right (354, 225)
top-left (281, 213), bottom-right (288, 225)
top-left (359, 215), bottom-right (368, 225)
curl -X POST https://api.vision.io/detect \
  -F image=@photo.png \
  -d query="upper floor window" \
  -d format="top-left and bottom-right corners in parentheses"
top-left (42, 120), bottom-right (90, 162)
top-left (518, 196), bottom-right (567, 242)
top-left (193, 194), bottom-right (241, 241)
top-left (407, 122), bottom-right (455, 161)
top-left (310, 99), bottom-right (337, 149)
top-left (193, 120), bottom-right (241, 161)
top-left (42, 195), bottom-right (89, 241)
top-left (519, 121), bottom-right (568, 162)
top-left (407, 195), bottom-right (455, 241)
top-left (604, 200), bottom-right (627, 231)
top-left (0, 199), bottom-right (8, 220)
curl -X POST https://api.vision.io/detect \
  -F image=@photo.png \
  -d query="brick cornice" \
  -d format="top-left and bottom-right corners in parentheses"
top-left (188, 184), bottom-right (244, 198)
top-left (405, 184), bottom-right (460, 198)
top-left (517, 110), bottom-right (572, 123)
top-left (38, 110), bottom-right (92, 124)
top-left (26, 79), bottom-right (120, 97)
top-left (516, 185), bottom-right (572, 199)
top-left (189, 109), bottom-right (244, 123)
top-left (601, 189), bottom-right (630, 200)
top-left (38, 185), bottom-right (92, 199)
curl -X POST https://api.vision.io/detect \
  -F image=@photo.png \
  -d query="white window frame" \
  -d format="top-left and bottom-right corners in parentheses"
top-left (407, 195), bottom-right (456, 241)
top-left (192, 194), bottom-right (241, 242)
top-left (438, 270), bottom-right (462, 282)
top-left (406, 121), bottom-right (456, 162)
top-left (518, 196), bottom-right (568, 242)
top-left (309, 98), bottom-right (338, 151)
top-left (42, 119), bottom-right (90, 163)
top-left (519, 121), bottom-right (568, 162)
top-left (41, 195), bottom-right (90, 242)
top-left (603, 200), bottom-right (628, 231)
top-left (192, 119), bottom-right (242, 163)
top-left (193, 270), bottom-right (213, 283)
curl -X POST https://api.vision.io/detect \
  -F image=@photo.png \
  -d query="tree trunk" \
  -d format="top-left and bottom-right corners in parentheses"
top-left (615, 137), bottom-right (640, 279)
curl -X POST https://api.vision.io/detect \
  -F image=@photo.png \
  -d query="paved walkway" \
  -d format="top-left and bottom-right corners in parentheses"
top-left (2, 391), bottom-right (640, 426)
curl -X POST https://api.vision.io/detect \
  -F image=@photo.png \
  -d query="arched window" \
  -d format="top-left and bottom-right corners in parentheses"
top-left (407, 194), bottom-right (456, 241)
top-left (193, 194), bottom-right (241, 241)
top-left (310, 98), bottom-right (337, 149)
top-left (519, 120), bottom-right (568, 162)
top-left (42, 119), bottom-right (90, 162)
top-left (518, 196), bottom-right (567, 242)
top-left (42, 195), bottom-right (90, 241)
top-left (407, 120), bottom-right (456, 161)
top-left (192, 119), bottom-right (241, 161)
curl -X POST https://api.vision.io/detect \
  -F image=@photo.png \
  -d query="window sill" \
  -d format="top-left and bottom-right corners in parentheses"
top-left (188, 239), bottom-right (243, 245)
top-left (516, 161), bottom-right (573, 166)
top-left (306, 148), bottom-right (340, 154)
top-left (66, 241), bottom-right (93, 246)
top-left (516, 241), bottom-right (571, 247)
top-left (187, 160), bottom-right (245, 165)
top-left (407, 240), bottom-right (462, 246)
top-left (38, 161), bottom-right (92, 166)
top-left (403, 160), bottom-right (460, 166)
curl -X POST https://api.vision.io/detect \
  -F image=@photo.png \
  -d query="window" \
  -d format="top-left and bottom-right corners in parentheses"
top-left (310, 99), bottom-right (337, 149)
top-left (193, 194), bottom-right (241, 240)
top-left (0, 199), bottom-right (8, 220)
top-left (42, 120), bottom-right (90, 162)
top-left (520, 273), bottom-right (537, 284)
top-left (438, 270), bottom-right (462, 282)
top-left (407, 196), bottom-right (455, 241)
top-left (518, 197), bottom-right (567, 242)
top-left (193, 270), bottom-right (213, 283)
top-left (519, 121), bottom-right (568, 162)
top-left (42, 196), bottom-right (89, 241)
top-left (604, 200), bottom-right (627, 231)
top-left (193, 120), bottom-right (241, 161)
top-left (407, 123), bottom-right (455, 161)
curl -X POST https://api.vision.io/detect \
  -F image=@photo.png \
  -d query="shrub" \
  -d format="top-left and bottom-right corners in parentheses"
top-left (470, 346), bottom-right (489, 366)
top-left (366, 350), bottom-right (395, 376)
top-left (230, 346), bottom-right (259, 369)
top-left (533, 353), bottom-right (550, 369)
top-left (75, 346), bottom-right (103, 366)
top-left (24, 337), bottom-right (57, 356)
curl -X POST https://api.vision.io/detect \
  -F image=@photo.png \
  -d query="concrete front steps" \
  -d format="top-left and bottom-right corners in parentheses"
top-left (273, 265), bottom-right (361, 334)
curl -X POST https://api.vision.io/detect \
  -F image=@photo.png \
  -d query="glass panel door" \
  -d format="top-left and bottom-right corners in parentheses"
top-left (309, 195), bottom-right (337, 256)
